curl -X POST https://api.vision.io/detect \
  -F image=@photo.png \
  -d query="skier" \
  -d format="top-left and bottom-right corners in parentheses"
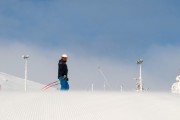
top-left (58, 54), bottom-right (69, 90)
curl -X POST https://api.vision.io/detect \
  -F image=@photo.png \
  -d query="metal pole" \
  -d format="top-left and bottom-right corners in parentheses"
top-left (136, 59), bottom-right (143, 92)
top-left (22, 55), bottom-right (29, 92)
top-left (139, 64), bottom-right (143, 92)
top-left (104, 81), bottom-right (106, 91)
top-left (91, 83), bottom-right (94, 92)
top-left (120, 84), bottom-right (123, 93)
top-left (25, 58), bottom-right (27, 92)
top-left (98, 67), bottom-right (112, 90)
top-left (139, 64), bottom-right (142, 80)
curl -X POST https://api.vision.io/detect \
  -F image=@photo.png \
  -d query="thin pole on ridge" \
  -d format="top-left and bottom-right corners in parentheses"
top-left (22, 55), bottom-right (29, 92)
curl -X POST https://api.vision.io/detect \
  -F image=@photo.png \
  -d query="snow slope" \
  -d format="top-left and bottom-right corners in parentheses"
top-left (0, 92), bottom-right (180, 120)
top-left (0, 72), bottom-right (55, 91)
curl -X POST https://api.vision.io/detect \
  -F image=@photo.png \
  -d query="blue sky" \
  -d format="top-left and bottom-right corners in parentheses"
top-left (1, 0), bottom-right (180, 60)
top-left (0, 0), bottom-right (180, 91)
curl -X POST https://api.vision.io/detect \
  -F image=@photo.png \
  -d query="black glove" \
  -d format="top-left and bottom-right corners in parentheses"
top-left (63, 75), bottom-right (69, 81)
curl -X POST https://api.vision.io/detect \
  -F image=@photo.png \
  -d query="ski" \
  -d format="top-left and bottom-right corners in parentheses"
top-left (41, 81), bottom-right (59, 90)
top-left (42, 82), bottom-right (60, 90)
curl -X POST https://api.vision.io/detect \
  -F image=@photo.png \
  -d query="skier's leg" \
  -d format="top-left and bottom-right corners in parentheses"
top-left (65, 81), bottom-right (69, 90)
top-left (58, 77), bottom-right (65, 90)
top-left (58, 77), bottom-right (69, 91)
top-left (62, 80), bottom-right (69, 90)
top-left (61, 80), bottom-right (67, 90)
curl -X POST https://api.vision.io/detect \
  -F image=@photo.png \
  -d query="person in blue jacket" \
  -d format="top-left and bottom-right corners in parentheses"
top-left (58, 54), bottom-right (69, 90)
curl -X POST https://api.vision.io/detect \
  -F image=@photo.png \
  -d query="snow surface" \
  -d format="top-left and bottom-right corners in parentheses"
top-left (0, 92), bottom-right (180, 120)
top-left (0, 72), bottom-right (180, 120)
top-left (0, 72), bottom-right (55, 91)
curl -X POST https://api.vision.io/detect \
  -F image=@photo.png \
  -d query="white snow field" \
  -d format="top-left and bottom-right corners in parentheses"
top-left (0, 72), bottom-right (180, 120)
top-left (0, 72), bottom-right (55, 91)
top-left (0, 92), bottom-right (180, 120)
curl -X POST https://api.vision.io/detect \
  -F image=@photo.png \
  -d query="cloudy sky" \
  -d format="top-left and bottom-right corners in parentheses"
top-left (0, 0), bottom-right (180, 91)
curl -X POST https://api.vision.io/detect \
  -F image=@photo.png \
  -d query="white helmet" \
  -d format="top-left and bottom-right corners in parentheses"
top-left (61, 54), bottom-right (68, 58)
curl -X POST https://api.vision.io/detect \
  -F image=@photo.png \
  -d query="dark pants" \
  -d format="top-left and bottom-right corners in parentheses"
top-left (58, 77), bottom-right (69, 90)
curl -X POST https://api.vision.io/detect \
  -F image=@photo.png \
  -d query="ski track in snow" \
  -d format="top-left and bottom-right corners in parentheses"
top-left (0, 92), bottom-right (180, 120)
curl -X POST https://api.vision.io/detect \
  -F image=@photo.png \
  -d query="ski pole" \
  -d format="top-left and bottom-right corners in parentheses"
top-left (41, 81), bottom-right (59, 90)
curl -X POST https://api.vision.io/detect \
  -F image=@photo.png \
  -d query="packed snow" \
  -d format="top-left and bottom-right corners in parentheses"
top-left (0, 92), bottom-right (180, 120)
top-left (0, 72), bottom-right (180, 120)
top-left (0, 72), bottom-right (55, 91)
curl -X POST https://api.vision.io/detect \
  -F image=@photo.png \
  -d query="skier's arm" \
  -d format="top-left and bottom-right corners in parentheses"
top-left (58, 63), bottom-right (64, 77)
